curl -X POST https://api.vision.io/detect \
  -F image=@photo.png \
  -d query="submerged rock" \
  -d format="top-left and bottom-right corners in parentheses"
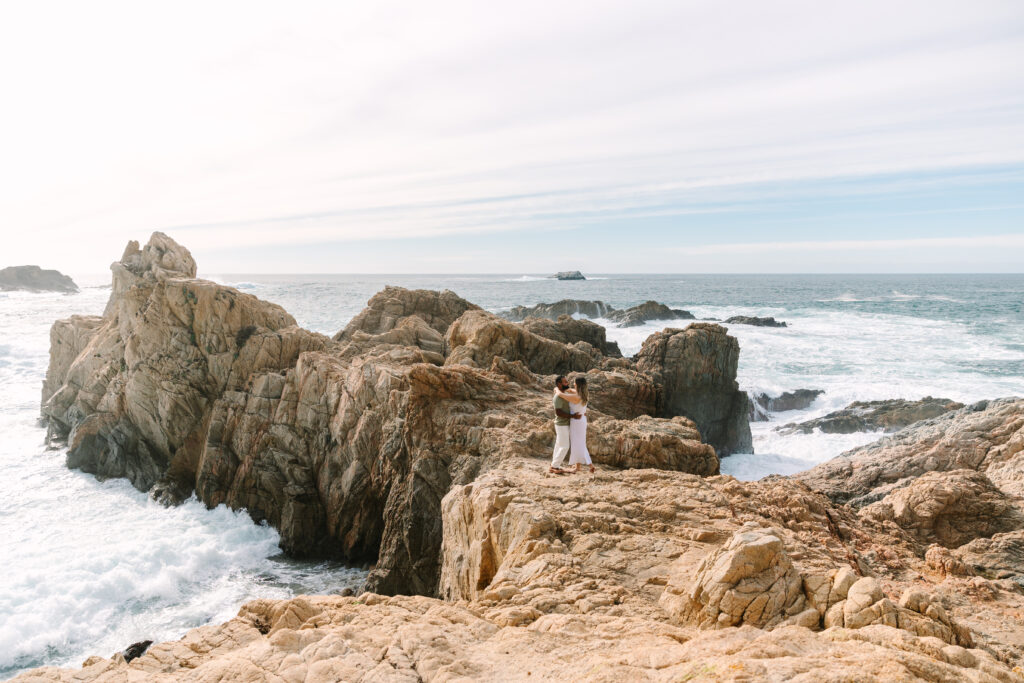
top-left (520, 314), bottom-right (622, 357)
top-left (606, 300), bottom-right (695, 328)
top-left (724, 315), bottom-right (787, 327)
top-left (778, 396), bottom-right (964, 435)
top-left (502, 299), bottom-right (614, 321)
top-left (0, 265), bottom-right (78, 293)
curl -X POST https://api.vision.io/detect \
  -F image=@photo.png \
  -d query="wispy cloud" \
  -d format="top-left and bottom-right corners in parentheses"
top-left (0, 0), bottom-right (1022, 271)
top-left (676, 234), bottom-right (1024, 256)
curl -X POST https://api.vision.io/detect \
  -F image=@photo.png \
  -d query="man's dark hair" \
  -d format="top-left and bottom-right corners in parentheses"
top-left (554, 375), bottom-right (566, 387)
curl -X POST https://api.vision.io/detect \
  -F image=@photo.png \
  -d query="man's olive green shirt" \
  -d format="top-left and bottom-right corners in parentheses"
top-left (553, 394), bottom-right (570, 426)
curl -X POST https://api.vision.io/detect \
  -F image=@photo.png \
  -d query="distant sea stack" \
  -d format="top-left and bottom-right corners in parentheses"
top-left (551, 270), bottom-right (586, 280)
top-left (0, 265), bottom-right (78, 293)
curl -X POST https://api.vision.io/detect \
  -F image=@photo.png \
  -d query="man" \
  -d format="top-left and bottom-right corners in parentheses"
top-left (550, 375), bottom-right (581, 473)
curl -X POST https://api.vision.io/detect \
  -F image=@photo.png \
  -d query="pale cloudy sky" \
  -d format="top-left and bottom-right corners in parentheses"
top-left (1, 0), bottom-right (1023, 273)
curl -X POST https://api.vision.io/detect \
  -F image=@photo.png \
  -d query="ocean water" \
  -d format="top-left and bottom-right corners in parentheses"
top-left (2, 272), bottom-right (1022, 678)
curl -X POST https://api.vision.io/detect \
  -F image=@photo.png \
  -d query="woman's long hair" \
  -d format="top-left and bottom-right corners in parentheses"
top-left (574, 376), bottom-right (589, 406)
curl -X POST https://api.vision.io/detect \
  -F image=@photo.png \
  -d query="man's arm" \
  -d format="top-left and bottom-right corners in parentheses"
top-left (555, 407), bottom-right (582, 420)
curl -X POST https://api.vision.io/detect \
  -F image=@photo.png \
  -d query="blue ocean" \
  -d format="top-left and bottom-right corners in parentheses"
top-left (2, 272), bottom-right (1021, 678)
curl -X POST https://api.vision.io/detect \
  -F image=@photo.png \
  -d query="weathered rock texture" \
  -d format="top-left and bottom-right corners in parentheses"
top-left (520, 314), bottom-right (622, 357)
top-left (0, 264), bottom-right (78, 293)
top-left (19, 464), bottom-right (1024, 682)
top-left (635, 323), bottom-right (753, 455)
top-left (780, 396), bottom-right (965, 435)
top-left (33, 234), bottom-right (1024, 681)
top-left (41, 233), bottom-right (751, 599)
top-left (800, 397), bottom-right (1024, 588)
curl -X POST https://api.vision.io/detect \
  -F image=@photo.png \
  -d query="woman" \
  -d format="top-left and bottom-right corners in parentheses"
top-left (556, 377), bottom-right (594, 473)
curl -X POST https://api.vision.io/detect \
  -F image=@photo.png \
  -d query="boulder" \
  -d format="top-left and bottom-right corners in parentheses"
top-left (859, 470), bottom-right (1024, 549)
top-left (663, 525), bottom-right (808, 629)
top-left (797, 398), bottom-right (1024, 506)
top-left (953, 531), bottom-right (1024, 580)
top-left (333, 286), bottom-right (479, 341)
top-left (520, 314), bottom-right (622, 357)
top-left (779, 397), bottom-right (964, 435)
top-left (635, 323), bottom-right (752, 455)
top-left (445, 309), bottom-right (601, 375)
top-left (0, 265), bottom-right (78, 293)
top-left (502, 299), bottom-right (614, 322)
top-left (725, 315), bottom-right (787, 327)
top-left (606, 300), bottom-right (695, 327)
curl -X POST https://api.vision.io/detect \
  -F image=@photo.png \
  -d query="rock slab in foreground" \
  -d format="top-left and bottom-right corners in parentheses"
top-left (0, 265), bottom-right (78, 293)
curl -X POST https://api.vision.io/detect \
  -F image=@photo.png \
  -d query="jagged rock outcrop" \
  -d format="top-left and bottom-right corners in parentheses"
top-left (635, 323), bottom-right (753, 455)
top-left (725, 315), bottom-right (787, 327)
top-left (797, 398), bottom-right (1024, 506)
top-left (552, 270), bottom-right (585, 280)
top-left (606, 300), bottom-right (695, 327)
top-left (502, 299), bottom-right (614, 322)
top-left (520, 314), bottom-right (622, 357)
top-left (445, 309), bottom-right (603, 375)
top-left (43, 234), bottom-right (742, 599)
top-left (860, 470), bottom-right (1024, 549)
top-left (0, 264), bottom-right (78, 293)
top-left (780, 396), bottom-right (965, 435)
top-left (332, 286), bottom-right (479, 341)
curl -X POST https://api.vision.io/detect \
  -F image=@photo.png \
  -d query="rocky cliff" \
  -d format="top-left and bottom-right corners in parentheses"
top-left (23, 234), bottom-right (1024, 681)
top-left (41, 233), bottom-right (749, 598)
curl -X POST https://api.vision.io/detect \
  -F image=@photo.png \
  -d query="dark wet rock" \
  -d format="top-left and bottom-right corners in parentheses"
top-left (635, 323), bottom-right (753, 456)
top-left (724, 315), bottom-right (787, 327)
top-left (749, 389), bottom-right (825, 420)
top-left (122, 640), bottom-right (153, 663)
top-left (551, 270), bottom-right (586, 280)
top-left (606, 301), bottom-right (695, 328)
top-left (0, 265), bottom-right (78, 293)
top-left (778, 397), bottom-right (964, 435)
top-left (520, 314), bottom-right (622, 357)
top-left (502, 299), bottom-right (614, 322)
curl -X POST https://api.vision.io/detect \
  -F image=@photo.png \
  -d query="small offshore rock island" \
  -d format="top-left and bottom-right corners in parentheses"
top-left (22, 233), bottom-right (1024, 681)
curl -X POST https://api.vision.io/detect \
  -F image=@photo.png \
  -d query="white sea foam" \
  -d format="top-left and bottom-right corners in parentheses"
top-left (0, 288), bottom-right (363, 678)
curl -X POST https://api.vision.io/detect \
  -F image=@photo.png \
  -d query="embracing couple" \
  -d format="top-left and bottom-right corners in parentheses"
top-left (549, 375), bottom-right (594, 474)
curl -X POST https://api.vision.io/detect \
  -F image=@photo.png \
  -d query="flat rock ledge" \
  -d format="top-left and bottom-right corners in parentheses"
top-left (15, 466), bottom-right (1024, 681)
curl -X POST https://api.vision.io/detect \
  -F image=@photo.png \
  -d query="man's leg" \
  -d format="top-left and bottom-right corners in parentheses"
top-left (551, 425), bottom-right (570, 469)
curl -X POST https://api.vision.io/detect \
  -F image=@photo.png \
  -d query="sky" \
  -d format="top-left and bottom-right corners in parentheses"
top-left (1, 0), bottom-right (1023, 274)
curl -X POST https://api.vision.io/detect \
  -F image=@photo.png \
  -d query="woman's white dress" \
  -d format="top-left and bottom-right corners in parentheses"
top-left (568, 403), bottom-right (591, 465)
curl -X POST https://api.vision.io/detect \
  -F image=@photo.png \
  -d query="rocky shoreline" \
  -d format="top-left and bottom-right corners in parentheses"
top-left (20, 233), bottom-right (1024, 681)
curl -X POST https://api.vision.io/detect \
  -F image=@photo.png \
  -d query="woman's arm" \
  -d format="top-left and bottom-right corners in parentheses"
top-left (555, 388), bottom-right (582, 404)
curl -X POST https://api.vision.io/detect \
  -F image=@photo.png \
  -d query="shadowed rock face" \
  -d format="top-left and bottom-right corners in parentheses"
top-left (42, 233), bottom-right (751, 598)
top-left (779, 397), bottom-right (964, 435)
top-left (0, 265), bottom-right (78, 293)
top-left (635, 323), bottom-right (753, 455)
